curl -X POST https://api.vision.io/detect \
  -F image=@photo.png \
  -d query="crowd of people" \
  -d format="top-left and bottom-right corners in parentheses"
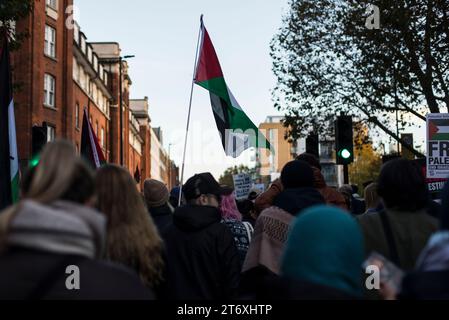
top-left (0, 139), bottom-right (448, 300)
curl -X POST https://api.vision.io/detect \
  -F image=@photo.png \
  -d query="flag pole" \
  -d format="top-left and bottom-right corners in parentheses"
top-left (178, 15), bottom-right (204, 206)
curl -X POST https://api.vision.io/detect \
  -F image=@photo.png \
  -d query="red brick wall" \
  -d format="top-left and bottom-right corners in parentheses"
top-left (12, 0), bottom-right (74, 165)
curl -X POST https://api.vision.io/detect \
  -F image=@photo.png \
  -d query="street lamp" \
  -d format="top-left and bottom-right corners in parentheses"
top-left (119, 55), bottom-right (135, 166)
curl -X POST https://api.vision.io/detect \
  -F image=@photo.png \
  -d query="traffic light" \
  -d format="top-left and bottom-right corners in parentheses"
top-left (31, 124), bottom-right (47, 167)
top-left (306, 134), bottom-right (319, 158)
top-left (335, 116), bottom-right (354, 165)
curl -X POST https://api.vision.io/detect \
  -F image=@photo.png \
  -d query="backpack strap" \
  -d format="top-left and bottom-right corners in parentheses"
top-left (378, 210), bottom-right (401, 266)
top-left (243, 222), bottom-right (254, 243)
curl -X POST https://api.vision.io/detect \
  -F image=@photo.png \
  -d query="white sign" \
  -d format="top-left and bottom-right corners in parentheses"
top-left (252, 184), bottom-right (265, 194)
top-left (233, 174), bottom-right (252, 200)
top-left (427, 113), bottom-right (449, 179)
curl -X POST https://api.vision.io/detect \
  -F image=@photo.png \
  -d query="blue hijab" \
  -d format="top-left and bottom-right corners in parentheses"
top-left (281, 206), bottom-right (364, 297)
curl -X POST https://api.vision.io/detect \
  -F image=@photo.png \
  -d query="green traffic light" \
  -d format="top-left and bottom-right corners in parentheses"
top-left (29, 155), bottom-right (40, 168)
top-left (339, 149), bottom-right (352, 159)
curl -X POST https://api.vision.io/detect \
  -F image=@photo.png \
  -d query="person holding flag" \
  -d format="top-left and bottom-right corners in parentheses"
top-left (0, 31), bottom-right (19, 211)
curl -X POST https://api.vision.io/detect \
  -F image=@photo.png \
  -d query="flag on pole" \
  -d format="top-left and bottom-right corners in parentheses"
top-left (194, 18), bottom-right (272, 158)
top-left (0, 33), bottom-right (19, 210)
top-left (81, 108), bottom-right (106, 169)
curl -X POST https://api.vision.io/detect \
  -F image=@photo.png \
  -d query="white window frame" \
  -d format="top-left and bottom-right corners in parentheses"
top-left (44, 25), bottom-right (56, 58)
top-left (44, 74), bottom-right (56, 108)
top-left (46, 0), bottom-right (58, 10)
top-left (101, 127), bottom-right (105, 148)
top-left (75, 103), bottom-right (80, 129)
top-left (47, 125), bottom-right (56, 142)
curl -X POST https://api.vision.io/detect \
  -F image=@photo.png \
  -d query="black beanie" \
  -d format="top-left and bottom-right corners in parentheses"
top-left (281, 160), bottom-right (314, 189)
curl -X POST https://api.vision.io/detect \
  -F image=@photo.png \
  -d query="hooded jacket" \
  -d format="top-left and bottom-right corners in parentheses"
top-left (160, 205), bottom-right (240, 300)
top-left (0, 201), bottom-right (153, 300)
top-left (254, 168), bottom-right (347, 213)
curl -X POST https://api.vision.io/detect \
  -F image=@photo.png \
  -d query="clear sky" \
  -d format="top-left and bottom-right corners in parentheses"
top-left (76, 0), bottom-right (288, 180)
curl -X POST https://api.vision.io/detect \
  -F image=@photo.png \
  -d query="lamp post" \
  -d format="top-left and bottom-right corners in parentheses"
top-left (119, 55), bottom-right (135, 166)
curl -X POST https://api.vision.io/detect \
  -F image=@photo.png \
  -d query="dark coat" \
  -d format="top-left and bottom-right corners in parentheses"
top-left (0, 247), bottom-right (154, 300)
top-left (160, 205), bottom-right (240, 300)
top-left (399, 270), bottom-right (449, 300)
top-left (240, 266), bottom-right (357, 300)
top-left (357, 209), bottom-right (439, 271)
top-left (273, 187), bottom-right (325, 216)
top-left (149, 204), bottom-right (173, 234)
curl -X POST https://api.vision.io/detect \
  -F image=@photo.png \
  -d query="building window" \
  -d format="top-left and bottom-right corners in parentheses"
top-left (46, 0), bottom-right (58, 10)
top-left (47, 125), bottom-right (55, 142)
top-left (75, 103), bottom-right (80, 129)
top-left (101, 127), bottom-right (105, 148)
top-left (44, 25), bottom-right (56, 58)
top-left (44, 74), bottom-right (56, 108)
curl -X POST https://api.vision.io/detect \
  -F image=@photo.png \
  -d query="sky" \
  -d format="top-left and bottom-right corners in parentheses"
top-left (75, 0), bottom-right (288, 180)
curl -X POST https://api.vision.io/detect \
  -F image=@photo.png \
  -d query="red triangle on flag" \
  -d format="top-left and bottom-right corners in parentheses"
top-left (194, 26), bottom-right (224, 83)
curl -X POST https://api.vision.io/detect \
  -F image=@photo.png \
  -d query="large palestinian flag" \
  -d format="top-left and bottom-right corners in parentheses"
top-left (0, 33), bottom-right (19, 210)
top-left (194, 18), bottom-right (271, 158)
top-left (81, 108), bottom-right (106, 169)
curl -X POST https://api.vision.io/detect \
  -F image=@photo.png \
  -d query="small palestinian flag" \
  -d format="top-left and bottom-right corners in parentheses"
top-left (81, 108), bottom-right (106, 169)
top-left (0, 32), bottom-right (19, 210)
top-left (194, 17), bottom-right (271, 158)
top-left (428, 118), bottom-right (449, 141)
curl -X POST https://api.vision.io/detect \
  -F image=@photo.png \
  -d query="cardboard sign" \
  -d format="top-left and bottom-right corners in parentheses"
top-left (427, 113), bottom-right (449, 179)
top-left (233, 174), bottom-right (252, 200)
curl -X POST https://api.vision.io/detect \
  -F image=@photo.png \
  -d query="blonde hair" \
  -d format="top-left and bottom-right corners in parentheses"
top-left (0, 140), bottom-right (95, 251)
top-left (364, 183), bottom-right (380, 210)
top-left (95, 165), bottom-right (164, 288)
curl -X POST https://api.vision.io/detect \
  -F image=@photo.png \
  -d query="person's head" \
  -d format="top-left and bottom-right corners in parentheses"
top-left (248, 188), bottom-right (262, 202)
top-left (364, 183), bottom-right (380, 210)
top-left (281, 160), bottom-right (314, 189)
top-left (169, 186), bottom-right (183, 208)
top-left (237, 199), bottom-right (256, 220)
top-left (296, 153), bottom-right (322, 171)
top-left (377, 159), bottom-right (428, 212)
top-left (281, 206), bottom-right (364, 298)
top-left (26, 140), bottom-right (95, 205)
top-left (219, 189), bottom-right (242, 221)
top-left (95, 165), bottom-right (164, 288)
top-left (183, 173), bottom-right (227, 208)
top-left (143, 179), bottom-right (169, 209)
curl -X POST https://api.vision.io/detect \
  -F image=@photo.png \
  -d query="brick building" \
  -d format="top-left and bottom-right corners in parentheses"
top-left (11, 0), bottom-right (178, 186)
top-left (12, 0), bottom-right (74, 168)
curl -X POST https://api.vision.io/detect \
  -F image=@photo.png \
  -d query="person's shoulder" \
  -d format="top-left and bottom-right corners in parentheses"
top-left (78, 259), bottom-right (155, 300)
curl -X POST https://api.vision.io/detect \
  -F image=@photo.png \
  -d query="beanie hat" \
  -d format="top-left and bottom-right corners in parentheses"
top-left (281, 160), bottom-right (314, 189)
top-left (144, 179), bottom-right (169, 207)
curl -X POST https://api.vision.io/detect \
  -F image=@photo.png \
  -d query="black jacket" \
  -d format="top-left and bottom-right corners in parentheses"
top-left (399, 270), bottom-right (449, 300)
top-left (160, 205), bottom-right (240, 300)
top-left (149, 204), bottom-right (173, 234)
top-left (0, 247), bottom-right (154, 300)
top-left (273, 187), bottom-right (325, 216)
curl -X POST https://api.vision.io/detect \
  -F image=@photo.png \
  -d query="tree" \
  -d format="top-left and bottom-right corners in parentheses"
top-left (349, 122), bottom-right (382, 193)
top-left (271, 0), bottom-right (449, 157)
top-left (0, 0), bottom-right (33, 48)
top-left (219, 165), bottom-right (253, 188)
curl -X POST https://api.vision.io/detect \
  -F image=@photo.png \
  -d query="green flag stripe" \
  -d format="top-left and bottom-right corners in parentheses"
top-left (11, 173), bottom-right (19, 203)
top-left (196, 77), bottom-right (231, 105)
top-left (430, 133), bottom-right (449, 140)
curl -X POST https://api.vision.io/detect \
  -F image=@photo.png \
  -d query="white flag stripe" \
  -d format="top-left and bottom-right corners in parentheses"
top-left (8, 99), bottom-right (18, 180)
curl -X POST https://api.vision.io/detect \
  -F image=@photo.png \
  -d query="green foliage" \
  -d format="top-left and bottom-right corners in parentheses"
top-left (0, 0), bottom-right (33, 48)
